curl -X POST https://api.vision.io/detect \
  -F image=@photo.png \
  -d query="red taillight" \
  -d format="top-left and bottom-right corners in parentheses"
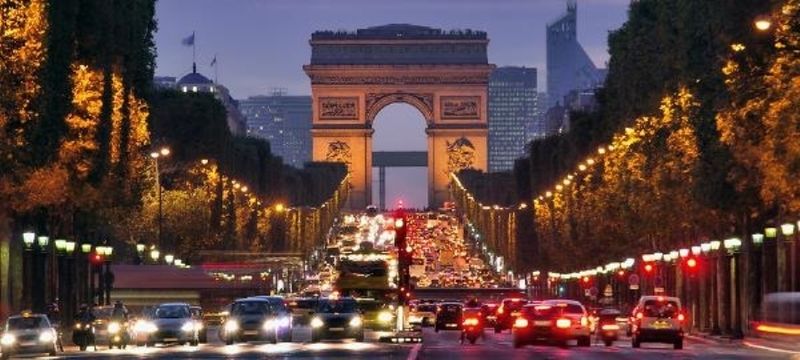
top-left (463, 318), bottom-right (479, 326)
top-left (555, 318), bottom-right (571, 329)
top-left (635, 312), bottom-right (643, 320)
top-left (514, 318), bottom-right (529, 328)
top-left (677, 313), bottom-right (685, 322)
top-left (580, 316), bottom-right (589, 327)
top-left (497, 306), bottom-right (504, 315)
top-left (644, 264), bottom-right (653, 273)
top-left (687, 258), bottom-right (697, 268)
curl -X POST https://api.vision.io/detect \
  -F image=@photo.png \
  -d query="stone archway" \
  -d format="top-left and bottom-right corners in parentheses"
top-left (305, 24), bottom-right (494, 209)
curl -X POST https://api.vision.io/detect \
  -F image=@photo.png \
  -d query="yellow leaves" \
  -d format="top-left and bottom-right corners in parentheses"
top-left (15, 165), bottom-right (69, 211)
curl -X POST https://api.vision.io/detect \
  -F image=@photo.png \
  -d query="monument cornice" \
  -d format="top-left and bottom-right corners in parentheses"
top-left (304, 64), bottom-right (494, 85)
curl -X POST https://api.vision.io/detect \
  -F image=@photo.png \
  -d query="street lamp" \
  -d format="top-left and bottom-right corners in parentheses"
top-left (22, 232), bottom-right (35, 248)
top-left (781, 223), bottom-right (795, 236)
top-left (752, 233), bottom-right (765, 246)
top-left (165, 254), bottom-right (174, 265)
top-left (680, 248), bottom-right (690, 258)
top-left (723, 237), bottom-right (743, 338)
top-left (765, 227), bottom-right (778, 238)
top-left (150, 249), bottom-right (160, 262)
top-left (150, 146), bottom-right (171, 250)
top-left (691, 246), bottom-right (702, 256)
top-left (37, 236), bottom-right (49, 248)
top-left (754, 16), bottom-right (772, 32)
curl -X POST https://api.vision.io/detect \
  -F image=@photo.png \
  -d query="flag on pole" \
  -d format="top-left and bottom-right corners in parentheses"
top-left (181, 32), bottom-right (195, 46)
top-left (210, 55), bottom-right (217, 67)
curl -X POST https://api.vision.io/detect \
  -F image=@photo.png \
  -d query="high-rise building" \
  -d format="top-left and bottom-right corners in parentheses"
top-left (239, 90), bottom-right (312, 168)
top-left (546, 0), bottom-right (606, 109)
top-left (488, 66), bottom-right (538, 172)
top-left (526, 91), bottom-right (549, 143)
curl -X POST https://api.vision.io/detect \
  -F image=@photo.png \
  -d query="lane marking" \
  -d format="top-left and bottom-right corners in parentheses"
top-left (743, 340), bottom-right (800, 355)
top-left (407, 342), bottom-right (422, 360)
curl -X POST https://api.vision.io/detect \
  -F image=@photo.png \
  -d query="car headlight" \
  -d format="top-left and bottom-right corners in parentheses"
top-left (310, 317), bottom-right (324, 328)
top-left (349, 316), bottom-right (362, 327)
top-left (224, 320), bottom-right (239, 333)
top-left (263, 319), bottom-right (275, 331)
top-left (181, 322), bottom-right (195, 333)
top-left (378, 311), bottom-right (393, 323)
top-left (39, 330), bottom-right (54, 343)
top-left (107, 322), bottom-right (121, 334)
top-left (1, 333), bottom-right (15, 346)
top-left (195, 321), bottom-right (204, 330)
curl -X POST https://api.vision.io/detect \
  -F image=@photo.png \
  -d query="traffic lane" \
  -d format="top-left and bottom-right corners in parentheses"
top-left (417, 327), bottom-right (791, 360)
top-left (54, 326), bottom-right (413, 359)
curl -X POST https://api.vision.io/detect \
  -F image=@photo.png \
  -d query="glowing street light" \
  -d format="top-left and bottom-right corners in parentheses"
top-left (22, 232), bottom-right (35, 248)
top-left (754, 16), bottom-right (772, 32)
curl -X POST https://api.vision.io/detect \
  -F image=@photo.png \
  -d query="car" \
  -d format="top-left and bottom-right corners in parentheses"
top-left (512, 300), bottom-right (591, 348)
top-left (0, 312), bottom-right (58, 359)
top-left (89, 305), bottom-right (115, 346)
top-left (248, 296), bottom-right (293, 342)
top-left (222, 298), bottom-right (280, 345)
top-left (631, 296), bottom-right (684, 349)
top-left (189, 306), bottom-right (208, 343)
top-left (434, 302), bottom-right (463, 332)
top-left (494, 298), bottom-right (529, 333)
top-left (409, 301), bottom-right (437, 327)
top-left (480, 303), bottom-right (499, 325)
top-left (356, 298), bottom-right (395, 331)
top-left (309, 297), bottom-right (364, 342)
top-left (141, 303), bottom-right (199, 346)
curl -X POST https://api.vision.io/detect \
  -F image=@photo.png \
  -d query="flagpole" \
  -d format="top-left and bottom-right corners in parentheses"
top-left (192, 30), bottom-right (196, 72)
top-left (214, 54), bottom-right (218, 84)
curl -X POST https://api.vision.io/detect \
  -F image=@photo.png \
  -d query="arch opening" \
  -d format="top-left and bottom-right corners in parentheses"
top-left (371, 102), bottom-right (428, 210)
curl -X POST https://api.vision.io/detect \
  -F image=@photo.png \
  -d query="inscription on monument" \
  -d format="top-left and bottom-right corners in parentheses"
top-left (441, 96), bottom-right (480, 120)
top-left (319, 97), bottom-right (358, 120)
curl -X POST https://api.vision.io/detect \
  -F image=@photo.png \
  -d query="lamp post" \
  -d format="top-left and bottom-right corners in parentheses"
top-left (64, 241), bottom-right (76, 325)
top-left (79, 243), bottom-right (92, 307)
top-left (781, 223), bottom-right (796, 292)
top-left (54, 239), bottom-right (67, 324)
top-left (33, 235), bottom-right (49, 313)
top-left (709, 240), bottom-right (723, 335)
top-left (724, 238), bottom-right (743, 338)
top-left (135, 243), bottom-right (145, 265)
top-left (22, 232), bottom-right (35, 309)
top-left (150, 146), bottom-right (171, 250)
top-left (764, 226), bottom-right (779, 294)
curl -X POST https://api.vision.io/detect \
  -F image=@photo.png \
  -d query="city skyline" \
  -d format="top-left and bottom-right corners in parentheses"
top-left (154, 0), bottom-right (628, 98)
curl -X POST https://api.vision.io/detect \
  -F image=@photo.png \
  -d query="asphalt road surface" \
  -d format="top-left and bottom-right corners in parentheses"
top-left (10, 326), bottom-right (792, 359)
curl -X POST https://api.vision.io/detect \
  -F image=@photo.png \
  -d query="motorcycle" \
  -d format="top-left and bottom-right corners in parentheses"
top-left (72, 322), bottom-right (96, 351)
top-left (460, 316), bottom-right (484, 345)
top-left (596, 310), bottom-right (621, 347)
top-left (107, 321), bottom-right (130, 349)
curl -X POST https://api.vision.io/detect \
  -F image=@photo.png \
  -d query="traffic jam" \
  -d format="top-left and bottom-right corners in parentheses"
top-left (0, 209), bottom-right (715, 358)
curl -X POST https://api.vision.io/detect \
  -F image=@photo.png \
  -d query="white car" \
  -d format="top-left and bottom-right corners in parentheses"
top-left (1, 313), bottom-right (58, 359)
top-left (631, 296), bottom-right (684, 349)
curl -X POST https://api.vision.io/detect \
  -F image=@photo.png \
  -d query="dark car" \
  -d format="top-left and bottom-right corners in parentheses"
top-left (435, 302), bottom-right (463, 332)
top-left (287, 298), bottom-right (319, 325)
top-left (249, 296), bottom-right (293, 342)
top-left (146, 303), bottom-right (199, 346)
top-left (189, 306), bottom-right (207, 343)
top-left (494, 298), bottom-right (529, 333)
top-left (309, 297), bottom-right (364, 342)
top-left (222, 298), bottom-right (279, 345)
top-left (480, 303), bottom-right (499, 325)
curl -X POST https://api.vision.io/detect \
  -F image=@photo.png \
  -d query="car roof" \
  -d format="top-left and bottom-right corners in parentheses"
top-left (639, 295), bottom-right (680, 302)
top-left (542, 299), bottom-right (583, 306)
top-left (158, 302), bottom-right (190, 307)
top-left (440, 302), bottom-right (463, 306)
top-left (8, 314), bottom-right (47, 320)
top-left (235, 297), bottom-right (272, 303)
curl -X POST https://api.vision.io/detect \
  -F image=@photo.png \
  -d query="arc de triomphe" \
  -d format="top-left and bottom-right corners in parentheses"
top-left (304, 24), bottom-right (493, 209)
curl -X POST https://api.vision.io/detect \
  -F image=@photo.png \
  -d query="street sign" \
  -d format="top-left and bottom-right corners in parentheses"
top-left (589, 286), bottom-right (599, 297)
top-left (629, 284), bottom-right (640, 290)
top-left (628, 274), bottom-right (640, 286)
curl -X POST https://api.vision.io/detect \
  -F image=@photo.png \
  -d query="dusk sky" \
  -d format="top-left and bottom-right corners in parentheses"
top-left (154, 0), bottom-right (630, 209)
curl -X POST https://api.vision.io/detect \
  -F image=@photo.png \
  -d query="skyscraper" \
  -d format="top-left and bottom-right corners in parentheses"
top-left (488, 66), bottom-right (538, 172)
top-left (546, 0), bottom-right (606, 109)
top-left (239, 90), bottom-right (312, 168)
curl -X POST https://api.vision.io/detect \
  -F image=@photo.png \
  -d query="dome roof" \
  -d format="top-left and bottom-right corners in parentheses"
top-left (177, 71), bottom-right (212, 85)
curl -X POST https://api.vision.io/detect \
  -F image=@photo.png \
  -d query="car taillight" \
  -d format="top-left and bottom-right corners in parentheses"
top-left (677, 313), bottom-right (685, 322)
top-left (463, 318), bottom-right (479, 326)
top-left (555, 318), bottom-right (571, 329)
top-left (601, 324), bottom-right (620, 331)
top-left (514, 318), bottom-right (529, 328)
top-left (580, 316), bottom-right (589, 327)
top-left (635, 312), bottom-right (643, 320)
top-left (497, 307), bottom-right (504, 315)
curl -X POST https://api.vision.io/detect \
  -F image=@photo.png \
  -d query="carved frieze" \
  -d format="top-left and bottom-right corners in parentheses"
top-left (365, 92), bottom-right (434, 121)
top-left (441, 96), bottom-right (480, 120)
top-left (308, 75), bottom-right (488, 85)
top-left (325, 140), bottom-right (352, 175)
top-left (319, 97), bottom-right (359, 120)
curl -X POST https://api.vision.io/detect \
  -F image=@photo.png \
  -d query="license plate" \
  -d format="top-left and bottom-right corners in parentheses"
top-left (329, 327), bottom-right (344, 332)
top-left (446, 323), bottom-right (457, 328)
top-left (243, 330), bottom-right (259, 336)
top-left (21, 341), bottom-right (36, 347)
top-left (534, 320), bottom-right (551, 326)
top-left (511, 312), bottom-right (521, 317)
top-left (650, 321), bottom-right (672, 329)
top-left (164, 337), bottom-right (178, 342)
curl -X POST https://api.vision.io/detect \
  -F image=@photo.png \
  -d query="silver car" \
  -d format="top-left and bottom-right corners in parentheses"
top-left (142, 303), bottom-right (199, 346)
top-left (1, 313), bottom-right (58, 359)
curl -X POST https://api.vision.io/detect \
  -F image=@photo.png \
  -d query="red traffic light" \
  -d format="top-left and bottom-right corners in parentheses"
top-left (644, 264), bottom-right (654, 273)
top-left (687, 258), bottom-right (697, 268)
top-left (582, 276), bottom-right (590, 284)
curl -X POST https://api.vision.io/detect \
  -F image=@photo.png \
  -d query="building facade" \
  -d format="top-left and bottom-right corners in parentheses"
top-left (239, 91), bottom-right (312, 168)
top-left (488, 66), bottom-right (538, 172)
top-left (546, 0), bottom-right (606, 109)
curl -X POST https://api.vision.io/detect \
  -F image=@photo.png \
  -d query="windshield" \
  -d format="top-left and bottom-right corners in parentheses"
top-left (417, 305), bottom-right (437, 312)
top-left (525, 304), bottom-right (584, 318)
top-left (92, 307), bottom-right (113, 319)
top-left (155, 305), bottom-right (190, 319)
top-left (7, 317), bottom-right (47, 330)
top-left (643, 300), bottom-right (680, 318)
top-left (502, 299), bottom-right (527, 311)
top-left (232, 301), bottom-right (271, 316)
top-left (317, 300), bottom-right (358, 313)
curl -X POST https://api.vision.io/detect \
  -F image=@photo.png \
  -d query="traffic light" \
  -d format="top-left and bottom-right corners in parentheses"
top-left (394, 209), bottom-right (411, 305)
top-left (644, 263), bottom-right (654, 274)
